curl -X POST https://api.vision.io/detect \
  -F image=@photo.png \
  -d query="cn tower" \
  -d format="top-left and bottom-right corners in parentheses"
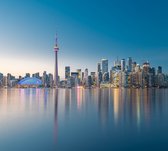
top-left (54, 35), bottom-right (59, 88)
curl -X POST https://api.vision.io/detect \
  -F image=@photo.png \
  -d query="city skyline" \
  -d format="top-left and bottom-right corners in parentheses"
top-left (0, 55), bottom-right (166, 78)
top-left (0, 0), bottom-right (168, 77)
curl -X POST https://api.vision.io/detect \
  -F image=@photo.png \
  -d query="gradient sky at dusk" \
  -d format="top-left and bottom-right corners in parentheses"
top-left (0, 0), bottom-right (168, 78)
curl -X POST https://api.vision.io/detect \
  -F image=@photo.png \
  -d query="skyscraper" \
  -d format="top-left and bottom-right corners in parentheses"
top-left (84, 68), bottom-right (89, 86)
top-left (114, 57), bottom-right (120, 67)
top-left (132, 62), bottom-right (137, 72)
top-left (84, 68), bottom-right (88, 79)
top-left (121, 59), bottom-right (125, 71)
top-left (48, 73), bottom-right (54, 88)
top-left (54, 36), bottom-right (59, 87)
top-left (157, 66), bottom-right (162, 74)
top-left (77, 69), bottom-right (82, 82)
top-left (127, 57), bottom-right (132, 72)
top-left (65, 66), bottom-right (70, 79)
top-left (97, 63), bottom-right (101, 73)
top-left (42, 71), bottom-right (47, 87)
top-left (101, 59), bottom-right (108, 74)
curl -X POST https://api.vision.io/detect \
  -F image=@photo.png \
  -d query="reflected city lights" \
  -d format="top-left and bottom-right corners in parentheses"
top-left (113, 89), bottom-right (120, 124)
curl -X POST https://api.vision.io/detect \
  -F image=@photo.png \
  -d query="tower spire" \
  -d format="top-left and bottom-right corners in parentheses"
top-left (54, 34), bottom-right (59, 52)
top-left (54, 34), bottom-right (59, 88)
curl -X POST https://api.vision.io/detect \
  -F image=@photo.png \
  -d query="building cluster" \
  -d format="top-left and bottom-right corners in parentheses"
top-left (0, 57), bottom-right (167, 89)
top-left (60, 57), bottom-right (168, 88)
top-left (0, 71), bottom-right (54, 88)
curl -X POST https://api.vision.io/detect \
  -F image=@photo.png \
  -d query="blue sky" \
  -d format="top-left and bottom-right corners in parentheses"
top-left (0, 0), bottom-right (168, 77)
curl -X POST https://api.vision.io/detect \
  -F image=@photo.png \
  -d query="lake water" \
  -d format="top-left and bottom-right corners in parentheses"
top-left (0, 88), bottom-right (168, 151)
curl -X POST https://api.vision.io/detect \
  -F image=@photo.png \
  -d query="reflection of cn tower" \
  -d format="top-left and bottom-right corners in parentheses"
top-left (54, 89), bottom-right (58, 143)
top-left (54, 35), bottom-right (59, 88)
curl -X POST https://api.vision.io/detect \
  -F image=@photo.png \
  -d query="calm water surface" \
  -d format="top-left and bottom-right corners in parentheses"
top-left (0, 88), bottom-right (168, 151)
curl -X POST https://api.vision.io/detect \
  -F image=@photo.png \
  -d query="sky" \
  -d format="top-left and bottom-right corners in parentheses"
top-left (0, 0), bottom-right (168, 78)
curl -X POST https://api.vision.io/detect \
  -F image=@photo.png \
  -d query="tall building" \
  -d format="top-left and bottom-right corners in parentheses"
top-left (132, 62), bottom-right (136, 72)
top-left (54, 36), bottom-right (59, 87)
top-left (101, 59), bottom-right (108, 74)
top-left (82, 72), bottom-right (84, 82)
top-left (114, 57), bottom-right (120, 67)
top-left (3, 76), bottom-right (7, 87)
top-left (121, 59), bottom-right (125, 71)
top-left (84, 68), bottom-right (89, 86)
top-left (84, 68), bottom-right (88, 79)
top-left (0, 73), bottom-right (3, 86)
top-left (157, 66), bottom-right (162, 74)
top-left (143, 62), bottom-right (150, 73)
top-left (91, 72), bottom-right (96, 85)
top-left (71, 72), bottom-right (79, 87)
top-left (6, 73), bottom-right (15, 87)
top-left (135, 64), bottom-right (141, 72)
top-left (48, 73), bottom-right (54, 87)
top-left (77, 69), bottom-right (82, 82)
top-left (65, 66), bottom-right (70, 79)
top-left (97, 71), bottom-right (102, 86)
top-left (42, 71), bottom-right (48, 87)
top-left (102, 72), bottom-right (109, 82)
top-left (87, 76), bottom-right (92, 88)
top-left (127, 57), bottom-right (132, 72)
top-left (97, 63), bottom-right (101, 72)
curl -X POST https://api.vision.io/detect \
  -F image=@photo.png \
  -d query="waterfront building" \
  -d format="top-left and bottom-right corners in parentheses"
top-left (142, 62), bottom-right (151, 87)
top-left (143, 62), bottom-right (150, 73)
top-left (65, 66), bottom-right (70, 79)
top-left (102, 72), bottom-right (109, 83)
top-left (66, 77), bottom-right (73, 88)
top-left (48, 73), bottom-right (54, 87)
top-left (84, 68), bottom-right (88, 79)
top-left (121, 59), bottom-right (125, 72)
top-left (157, 66), bottom-right (162, 74)
top-left (135, 64), bottom-right (141, 72)
top-left (42, 71), bottom-right (48, 87)
top-left (127, 57), bottom-right (132, 72)
top-left (102, 59), bottom-right (108, 74)
top-left (7, 73), bottom-right (15, 87)
top-left (3, 76), bottom-right (7, 87)
top-left (110, 67), bottom-right (121, 87)
top-left (91, 72), bottom-right (96, 85)
top-left (82, 72), bottom-right (84, 82)
top-left (83, 68), bottom-right (89, 86)
top-left (157, 73), bottom-right (165, 87)
top-left (132, 62), bottom-right (137, 72)
top-left (150, 67), bottom-right (156, 87)
top-left (77, 69), bottom-right (82, 83)
top-left (71, 72), bottom-right (79, 87)
top-left (0, 73), bottom-right (3, 86)
top-left (97, 71), bottom-right (102, 86)
top-left (121, 71), bottom-right (130, 87)
top-left (97, 63), bottom-right (101, 72)
top-left (87, 75), bottom-right (92, 88)
top-left (17, 77), bottom-right (42, 88)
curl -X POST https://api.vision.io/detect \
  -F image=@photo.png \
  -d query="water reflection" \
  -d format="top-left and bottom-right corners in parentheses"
top-left (54, 89), bottom-right (58, 143)
top-left (0, 88), bottom-right (167, 128)
top-left (98, 88), bottom-right (109, 126)
top-left (65, 89), bottom-right (71, 118)
top-left (84, 88), bottom-right (168, 129)
top-left (0, 88), bottom-right (168, 151)
top-left (113, 88), bottom-right (120, 125)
